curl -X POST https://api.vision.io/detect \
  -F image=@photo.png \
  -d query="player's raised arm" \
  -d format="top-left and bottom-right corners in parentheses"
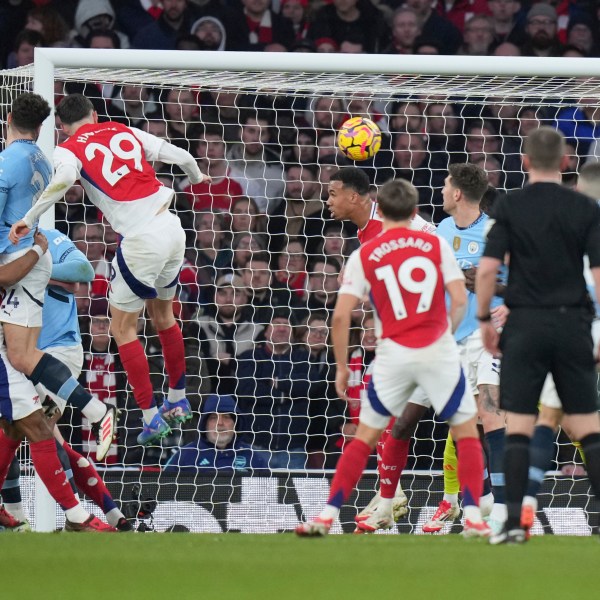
top-left (130, 127), bottom-right (210, 185)
top-left (9, 156), bottom-right (79, 244)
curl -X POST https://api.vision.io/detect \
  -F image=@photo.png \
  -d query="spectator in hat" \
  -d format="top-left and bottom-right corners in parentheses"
top-left (190, 15), bottom-right (227, 50)
top-left (184, 272), bottom-right (263, 396)
top-left (164, 394), bottom-right (270, 473)
top-left (236, 307), bottom-right (315, 469)
top-left (70, 0), bottom-right (130, 49)
top-left (521, 2), bottom-right (564, 57)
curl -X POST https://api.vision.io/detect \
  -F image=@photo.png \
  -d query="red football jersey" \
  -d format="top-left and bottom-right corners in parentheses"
top-left (59, 122), bottom-right (161, 201)
top-left (340, 227), bottom-right (463, 348)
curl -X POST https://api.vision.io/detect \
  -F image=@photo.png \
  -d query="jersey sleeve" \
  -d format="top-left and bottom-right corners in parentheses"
top-left (482, 197), bottom-right (510, 260)
top-left (339, 249), bottom-right (369, 299)
top-left (130, 127), bottom-right (204, 184)
top-left (439, 237), bottom-right (465, 284)
top-left (45, 229), bottom-right (95, 283)
top-left (22, 147), bottom-right (79, 229)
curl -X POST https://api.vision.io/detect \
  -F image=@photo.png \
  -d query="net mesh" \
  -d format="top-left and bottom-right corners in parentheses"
top-left (1, 62), bottom-right (599, 534)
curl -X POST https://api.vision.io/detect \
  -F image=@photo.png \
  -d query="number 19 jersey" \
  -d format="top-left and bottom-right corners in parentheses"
top-left (340, 226), bottom-right (464, 348)
top-left (56, 122), bottom-right (172, 237)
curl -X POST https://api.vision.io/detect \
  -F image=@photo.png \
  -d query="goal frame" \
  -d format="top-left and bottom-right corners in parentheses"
top-left (27, 48), bottom-right (600, 532)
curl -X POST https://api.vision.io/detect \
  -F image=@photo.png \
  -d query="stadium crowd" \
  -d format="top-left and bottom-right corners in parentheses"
top-left (0, 0), bottom-right (594, 475)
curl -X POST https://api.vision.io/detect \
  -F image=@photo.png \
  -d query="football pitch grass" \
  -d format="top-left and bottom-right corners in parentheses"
top-left (3, 533), bottom-right (598, 600)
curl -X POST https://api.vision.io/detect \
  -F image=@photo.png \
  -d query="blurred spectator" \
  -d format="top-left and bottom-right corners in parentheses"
top-left (70, 0), bottom-right (130, 49)
top-left (190, 15), bottom-right (227, 50)
top-left (305, 94), bottom-right (347, 135)
top-left (383, 6), bottom-right (422, 54)
top-left (458, 14), bottom-right (494, 55)
top-left (435, 0), bottom-right (490, 34)
top-left (164, 394), bottom-right (270, 473)
top-left (25, 6), bottom-right (70, 48)
top-left (9, 30), bottom-right (44, 68)
top-left (562, 139), bottom-right (580, 188)
top-left (226, 0), bottom-right (296, 51)
top-left (227, 109), bottom-right (285, 213)
top-left (84, 28), bottom-right (121, 49)
top-left (389, 100), bottom-right (424, 134)
top-left (493, 40), bottom-right (521, 55)
top-left (404, 0), bottom-right (462, 54)
top-left (487, 0), bottom-right (525, 47)
top-left (108, 85), bottom-right (158, 127)
top-left (315, 221), bottom-right (355, 267)
top-left (413, 36), bottom-right (442, 54)
top-left (566, 16), bottom-right (598, 57)
top-left (555, 98), bottom-right (600, 159)
top-left (133, 0), bottom-right (195, 49)
top-left (521, 2), bottom-right (564, 57)
top-left (281, 0), bottom-right (310, 42)
top-left (301, 255), bottom-right (341, 316)
top-left (424, 101), bottom-right (464, 154)
top-left (273, 237), bottom-right (308, 299)
top-left (72, 222), bottom-right (112, 297)
top-left (236, 307), bottom-right (313, 469)
top-left (231, 232), bottom-right (267, 271)
top-left (185, 211), bottom-right (232, 303)
top-left (229, 197), bottom-right (264, 236)
top-left (112, 0), bottom-right (159, 40)
top-left (162, 88), bottom-right (199, 151)
top-left (390, 132), bottom-right (448, 222)
top-left (55, 185), bottom-right (97, 235)
top-left (339, 33), bottom-right (366, 54)
top-left (282, 126), bottom-right (317, 165)
top-left (268, 163), bottom-right (323, 253)
top-left (184, 123), bottom-right (243, 212)
top-left (315, 37), bottom-right (339, 52)
top-left (308, 0), bottom-right (390, 54)
top-left (473, 154), bottom-right (505, 189)
top-left (186, 272), bottom-right (263, 395)
top-left (242, 251), bottom-right (301, 325)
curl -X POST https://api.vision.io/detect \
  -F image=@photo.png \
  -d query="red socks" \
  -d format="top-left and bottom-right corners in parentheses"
top-left (327, 439), bottom-right (372, 508)
top-left (0, 432), bottom-right (20, 489)
top-left (158, 324), bottom-right (186, 391)
top-left (379, 437), bottom-right (410, 499)
top-left (30, 439), bottom-right (79, 510)
top-left (62, 441), bottom-right (117, 514)
top-left (118, 339), bottom-right (154, 409)
top-left (456, 437), bottom-right (484, 507)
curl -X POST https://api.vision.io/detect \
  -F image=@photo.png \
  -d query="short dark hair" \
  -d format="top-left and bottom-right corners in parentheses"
top-left (56, 94), bottom-right (95, 124)
top-left (85, 28), bottom-right (121, 49)
top-left (329, 167), bottom-right (370, 195)
top-left (14, 29), bottom-right (44, 51)
top-left (524, 126), bottom-right (565, 170)
top-left (247, 251), bottom-right (270, 266)
top-left (377, 179), bottom-right (418, 221)
top-left (448, 163), bottom-right (489, 203)
top-left (11, 92), bottom-right (51, 133)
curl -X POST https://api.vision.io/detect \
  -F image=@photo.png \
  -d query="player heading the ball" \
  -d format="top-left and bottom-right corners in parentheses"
top-left (10, 93), bottom-right (211, 446)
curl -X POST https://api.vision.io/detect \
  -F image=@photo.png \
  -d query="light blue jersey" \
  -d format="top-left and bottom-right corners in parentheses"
top-left (437, 213), bottom-right (505, 343)
top-left (0, 140), bottom-right (51, 254)
top-left (37, 229), bottom-right (95, 350)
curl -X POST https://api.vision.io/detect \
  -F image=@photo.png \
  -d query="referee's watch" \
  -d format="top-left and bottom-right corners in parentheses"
top-left (477, 313), bottom-right (492, 322)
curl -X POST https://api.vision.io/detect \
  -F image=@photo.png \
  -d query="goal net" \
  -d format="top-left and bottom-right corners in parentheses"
top-left (2, 50), bottom-right (600, 535)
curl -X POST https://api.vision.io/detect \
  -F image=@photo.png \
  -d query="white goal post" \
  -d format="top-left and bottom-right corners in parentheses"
top-left (2, 49), bottom-right (600, 534)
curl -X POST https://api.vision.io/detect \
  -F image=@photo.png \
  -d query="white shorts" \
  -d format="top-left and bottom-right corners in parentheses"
top-left (458, 329), bottom-right (500, 394)
top-left (360, 331), bottom-right (477, 429)
top-left (540, 319), bottom-right (600, 409)
top-left (35, 344), bottom-right (84, 414)
top-left (0, 250), bottom-right (52, 328)
top-left (0, 350), bottom-right (43, 422)
top-left (109, 210), bottom-right (186, 312)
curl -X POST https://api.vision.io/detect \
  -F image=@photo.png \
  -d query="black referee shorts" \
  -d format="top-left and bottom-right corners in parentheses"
top-left (499, 307), bottom-right (599, 415)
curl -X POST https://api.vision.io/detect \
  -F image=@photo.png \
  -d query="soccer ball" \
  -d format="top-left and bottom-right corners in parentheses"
top-left (337, 116), bottom-right (382, 161)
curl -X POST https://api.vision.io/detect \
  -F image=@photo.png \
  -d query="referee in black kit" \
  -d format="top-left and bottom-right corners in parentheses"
top-left (476, 126), bottom-right (600, 544)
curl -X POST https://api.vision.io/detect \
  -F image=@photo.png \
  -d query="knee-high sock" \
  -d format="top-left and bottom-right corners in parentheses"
top-left (29, 439), bottom-right (79, 511)
top-left (485, 427), bottom-right (506, 504)
top-left (376, 418), bottom-right (393, 474)
top-left (55, 440), bottom-right (78, 495)
top-left (443, 433), bottom-right (460, 496)
top-left (158, 324), bottom-right (186, 399)
top-left (525, 425), bottom-right (555, 500)
top-left (0, 433), bottom-right (20, 490)
top-left (580, 433), bottom-right (600, 500)
top-left (118, 339), bottom-right (154, 410)
top-left (456, 437), bottom-right (484, 508)
top-left (504, 434), bottom-right (530, 530)
top-left (380, 437), bottom-right (410, 499)
top-left (326, 439), bottom-right (371, 509)
top-left (61, 441), bottom-right (118, 516)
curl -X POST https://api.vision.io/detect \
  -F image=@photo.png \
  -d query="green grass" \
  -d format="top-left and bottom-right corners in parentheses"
top-left (2, 533), bottom-right (597, 600)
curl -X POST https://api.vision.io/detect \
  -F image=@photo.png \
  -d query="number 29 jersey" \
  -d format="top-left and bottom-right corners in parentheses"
top-left (56, 121), bottom-right (172, 237)
top-left (340, 226), bottom-right (464, 348)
